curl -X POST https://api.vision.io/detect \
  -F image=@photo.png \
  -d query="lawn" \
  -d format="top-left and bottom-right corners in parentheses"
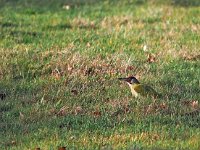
top-left (0, 0), bottom-right (200, 149)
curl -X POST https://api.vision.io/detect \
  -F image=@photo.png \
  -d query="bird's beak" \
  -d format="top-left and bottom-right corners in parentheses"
top-left (118, 77), bottom-right (129, 82)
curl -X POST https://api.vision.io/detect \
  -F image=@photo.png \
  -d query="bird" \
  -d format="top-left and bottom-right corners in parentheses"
top-left (118, 76), bottom-right (161, 98)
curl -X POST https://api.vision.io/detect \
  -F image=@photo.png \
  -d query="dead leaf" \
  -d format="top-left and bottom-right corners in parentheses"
top-left (152, 134), bottom-right (160, 141)
top-left (84, 67), bottom-right (94, 76)
top-left (57, 106), bottom-right (69, 116)
top-left (86, 42), bottom-right (91, 47)
top-left (123, 106), bottom-right (130, 113)
top-left (93, 110), bottom-right (101, 117)
top-left (51, 68), bottom-right (62, 79)
top-left (72, 18), bottom-right (96, 29)
top-left (183, 54), bottom-right (200, 61)
top-left (159, 102), bottom-right (168, 110)
top-left (67, 64), bottom-right (73, 72)
top-left (35, 148), bottom-right (41, 150)
top-left (48, 108), bottom-right (57, 116)
top-left (147, 53), bottom-right (156, 63)
top-left (181, 100), bottom-right (199, 109)
top-left (71, 89), bottom-right (78, 96)
top-left (58, 146), bottom-right (66, 150)
top-left (144, 104), bottom-right (155, 114)
top-left (19, 112), bottom-right (24, 120)
top-left (74, 106), bottom-right (83, 115)
top-left (191, 101), bottom-right (198, 109)
top-left (126, 65), bottom-right (135, 71)
top-left (11, 141), bottom-right (17, 146)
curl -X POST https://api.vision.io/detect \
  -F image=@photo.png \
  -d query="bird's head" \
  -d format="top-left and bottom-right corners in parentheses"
top-left (118, 76), bottom-right (140, 85)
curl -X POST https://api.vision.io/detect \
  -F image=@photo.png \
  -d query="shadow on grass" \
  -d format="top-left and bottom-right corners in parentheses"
top-left (0, 22), bottom-right (18, 28)
top-left (45, 23), bottom-right (98, 31)
top-left (7, 30), bottom-right (43, 44)
top-left (45, 24), bottom-right (72, 30)
top-left (1, 30), bottom-right (42, 42)
top-left (172, 0), bottom-right (200, 7)
top-left (141, 17), bottom-right (162, 24)
top-left (45, 24), bottom-right (98, 30)
top-left (10, 31), bottom-right (40, 37)
top-left (163, 112), bottom-right (200, 128)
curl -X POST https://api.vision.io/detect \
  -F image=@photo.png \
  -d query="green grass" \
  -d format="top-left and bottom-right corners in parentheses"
top-left (0, 0), bottom-right (200, 149)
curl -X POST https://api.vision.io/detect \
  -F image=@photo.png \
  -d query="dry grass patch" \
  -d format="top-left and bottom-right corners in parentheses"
top-left (71, 17), bottom-right (97, 29)
top-left (44, 48), bottom-right (142, 81)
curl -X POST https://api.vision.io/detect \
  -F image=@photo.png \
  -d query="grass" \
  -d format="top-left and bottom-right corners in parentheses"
top-left (0, 0), bottom-right (200, 149)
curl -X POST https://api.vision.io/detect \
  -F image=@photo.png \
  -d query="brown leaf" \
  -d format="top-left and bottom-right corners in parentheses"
top-left (67, 64), bottom-right (73, 72)
top-left (126, 65), bottom-right (135, 71)
top-left (35, 148), bottom-right (41, 150)
top-left (19, 112), bottom-right (24, 120)
top-left (71, 89), bottom-right (78, 96)
top-left (74, 106), bottom-right (83, 115)
top-left (191, 101), bottom-right (198, 109)
top-left (152, 134), bottom-right (160, 141)
top-left (93, 110), bottom-right (101, 117)
top-left (58, 147), bottom-right (66, 150)
top-left (181, 100), bottom-right (199, 109)
top-left (57, 106), bottom-right (69, 116)
top-left (11, 140), bottom-right (17, 146)
top-left (48, 108), bottom-right (57, 115)
top-left (123, 106), bottom-right (131, 113)
top-left (84, 67), bottom-right (94, 76)
top-left (147, 53), bottom-right (156, 63)
top-left (51, 68), bottom-right (61, 79)
top-left (144, 104), bottom-right (155, 114)
top-left (159, 102), bottom-right (168, 110)
top-left (183, 54), bottom-right (200, 61)
top-left (86, 42), bottom-right (91, 47)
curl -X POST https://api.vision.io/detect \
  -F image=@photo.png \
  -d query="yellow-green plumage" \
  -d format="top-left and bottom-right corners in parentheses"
top-left (129, 83), bottom-right (161, 98)
top-left (119, 76), bottom-right (161, 98)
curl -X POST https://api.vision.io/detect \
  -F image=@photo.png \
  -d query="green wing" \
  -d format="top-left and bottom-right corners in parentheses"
top-left (134, 84), bottom-right (161, 98)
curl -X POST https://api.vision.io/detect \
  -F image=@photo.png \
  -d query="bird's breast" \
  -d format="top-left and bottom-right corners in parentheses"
top-left (128, 83), bottom-right (139, 97)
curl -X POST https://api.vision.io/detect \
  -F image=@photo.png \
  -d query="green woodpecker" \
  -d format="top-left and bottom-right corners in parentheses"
top-left (118, 76), bottom-right (161, 98)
